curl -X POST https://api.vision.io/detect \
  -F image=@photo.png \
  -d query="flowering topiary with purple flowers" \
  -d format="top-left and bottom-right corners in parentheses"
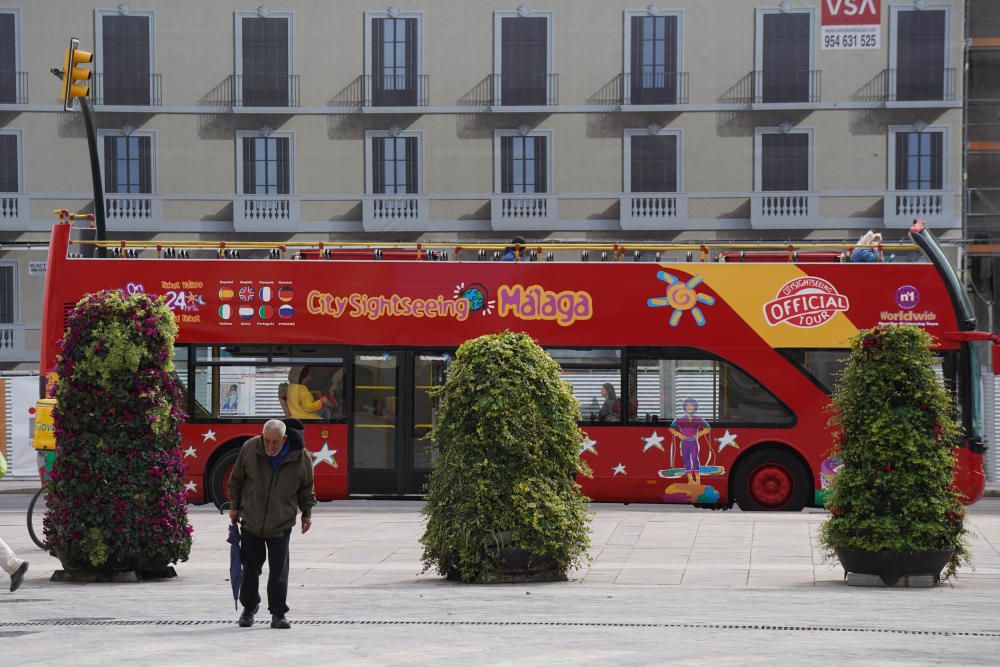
top-left (44, 290), bottom-right (192, 570)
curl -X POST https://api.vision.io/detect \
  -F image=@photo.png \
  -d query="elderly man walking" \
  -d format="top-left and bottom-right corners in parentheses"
top-left (228, 418), bottom-right (315, 629)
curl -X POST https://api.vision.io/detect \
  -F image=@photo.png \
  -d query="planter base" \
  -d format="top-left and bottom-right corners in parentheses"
top-left (846, 573), bottom-right (937, 588)
top-left (51, 566), bottom-right (177, 583)
top-left (835, 548), bottom-right (953, 587)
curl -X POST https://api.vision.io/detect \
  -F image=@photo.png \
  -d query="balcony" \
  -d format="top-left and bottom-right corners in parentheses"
top-left (105, 194), bottom-right (164, 231)
top-left (491, 194), bottom-right (559, 230)
top-left (0, 194), bottom-right (27, 223)
top-left (93, 73), bottom-right (162, 106)
top-left (0, 71), bottom-right (28, 104)
top-left (490, 73), bottom-right (558, 107)
top-left (751, 192), bottom-right (819, 228)
top-left (362, 195), bottom-right (429, 231)
top-left (362, 74), bottom-right (429, 107)
top-left (228, 74), bottom-right (300, 108)
top-left (620, 72), bottom-right (689, 106)
top-left (887, 68), bottom-right (956, 104)
top-left (883, 191), bottom-right (954, 228)
top-left (233, 195), bottom-right (300, 232)
top-left (620, 194), bottom-right (688, 230)
top-left (0, 323), bottom-right (27, 362)
top-left (753, 69), bottom-right (821, 104)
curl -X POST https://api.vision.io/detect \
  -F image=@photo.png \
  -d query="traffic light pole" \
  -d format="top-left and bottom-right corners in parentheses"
top-left (77, 96), bottom-right (106, 258)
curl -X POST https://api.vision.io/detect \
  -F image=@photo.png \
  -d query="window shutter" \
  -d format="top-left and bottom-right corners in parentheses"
top-left (929, 132), bottom-right (943, 190)
top-left (138, 136), bottom-right (152, 193)
top-left (762, 133), bottom-right (808, 191)
top-left (103, 136), bottom-right (117, 193)
top-left (0, 14), bottom-right (15, 104)
top-left (501, 136), bottom-right (513, 193)
top-left (895, 132), bottom-right (909, 190)
top-left (405, 136), bottom-right (418, 194)
top-left (102, 15), bottom-right (150, 105)
top-left (533, 136), bottom-right (547, 193)
top-left (761, 13), bottom-right (810, 103)
top-left (242, 137), bottom-right (256, 194)
top-left (242, 17), bottom-right (289, 105)
top-left (372, 18), bottom-right (384, 97)
top-left (0, 134), bottom-right (17, 193)
top-left (372, 137), bottom-right (385, 194)
top-left (276, 138), bottom-right (290, 195)
top-left (405, 18), bottom-right (417, 82)
top-left (0, 265), bottom-right (14, 323)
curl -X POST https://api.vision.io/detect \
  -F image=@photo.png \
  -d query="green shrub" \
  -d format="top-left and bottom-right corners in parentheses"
top-left (44, 290), bottom-right (192, 569)
top-left (420, 331), bottom-right (592, 581)
top-left (819, 325), bottom-right (970, 579)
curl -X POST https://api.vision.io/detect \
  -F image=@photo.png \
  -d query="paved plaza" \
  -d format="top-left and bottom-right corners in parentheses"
top-left (1, 493), bottom-right (999, 665)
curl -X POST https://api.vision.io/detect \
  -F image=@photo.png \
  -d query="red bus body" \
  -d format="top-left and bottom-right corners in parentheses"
top-left (39, 224), bottom-right (987, 508)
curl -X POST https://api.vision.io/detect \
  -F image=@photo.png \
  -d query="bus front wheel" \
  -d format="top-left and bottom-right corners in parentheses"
top-left (732, 449), bottom-right (811, 512)
top-left (207, 448), bottom-right (241, 510)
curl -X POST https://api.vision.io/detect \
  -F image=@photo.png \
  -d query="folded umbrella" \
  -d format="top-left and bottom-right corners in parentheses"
top-left (227, 522), bottom-right (242, 611)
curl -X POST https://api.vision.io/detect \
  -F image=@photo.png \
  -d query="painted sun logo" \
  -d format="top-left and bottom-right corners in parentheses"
top-left (647, 271), bottom-right (716, 327)
top-left (453, 282), bottom-right (495, 316)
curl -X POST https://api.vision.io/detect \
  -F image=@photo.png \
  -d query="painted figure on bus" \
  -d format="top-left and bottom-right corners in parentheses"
top-left (668, 398), bottom-right (710, 485)
top-left (285, 366), bottom-right (333, 420)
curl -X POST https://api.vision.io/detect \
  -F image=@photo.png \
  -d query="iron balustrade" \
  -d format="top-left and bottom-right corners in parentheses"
top-left (490, 73), bottom-right (558, 106)
top-left (620, 72), bottom-right (689, 105)
top-left (752, 69), bottom-right (821, 104)
top-left (93, 72), bottom-right (162, 106)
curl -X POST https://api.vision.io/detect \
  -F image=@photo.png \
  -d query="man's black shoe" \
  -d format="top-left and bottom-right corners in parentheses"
top-left (238, 605), bottom-right (258, 627)
top-left (270, 614), bottom-right (291, 629)
top-left (9, 561), bottom-right (28, 592)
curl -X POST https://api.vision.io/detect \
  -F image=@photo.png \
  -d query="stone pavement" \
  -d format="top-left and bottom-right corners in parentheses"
top-left (1, 500), bottom-right (999, 666)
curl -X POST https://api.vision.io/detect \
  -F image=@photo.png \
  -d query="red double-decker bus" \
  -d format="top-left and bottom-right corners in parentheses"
top-left (39, 221), bottom-right (991, 510)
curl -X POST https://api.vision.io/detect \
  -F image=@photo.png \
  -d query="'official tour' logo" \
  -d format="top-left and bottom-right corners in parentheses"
top-left (764, 277), bottom-right (850, 328)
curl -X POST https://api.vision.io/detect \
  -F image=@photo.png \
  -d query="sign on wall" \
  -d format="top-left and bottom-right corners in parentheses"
top-left (821, 0), bottom-right (881, 50)
top-left (28, 261), bottom-right (46, 275)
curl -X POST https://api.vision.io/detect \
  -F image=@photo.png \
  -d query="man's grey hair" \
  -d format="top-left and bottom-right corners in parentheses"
top-left (262, 419), bottom-right (287, 437)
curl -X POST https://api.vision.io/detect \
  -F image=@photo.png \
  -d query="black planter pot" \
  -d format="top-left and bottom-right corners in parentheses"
top-left (835, 547), bottom-right (954, 586)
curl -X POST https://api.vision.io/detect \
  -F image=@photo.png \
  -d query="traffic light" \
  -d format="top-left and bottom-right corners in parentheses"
top-left (60, 38), bottom-right (92, 111)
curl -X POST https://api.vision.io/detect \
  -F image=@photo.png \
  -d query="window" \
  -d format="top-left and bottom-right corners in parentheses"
top-left (889, 126), bottom-right (947, 192)
top-left (101, 133), bottom-right (153, 194)
top-left (548, 349), bottom-right (623, 424)
top-left (756, 8), bottom-right (815, 103)
top-left (238, 133), bottom-right (292, 195)
top-left (0, 264), bottom-right (14, 324)
top-left (189, 345), bottom-right (346, 421)
top-left (0, 10), bottom-right (20, 104)
top-left (499, 134), bottom-right (548, 194)
top-left (0, 132), bottom-right (19, 193)
top-left (892, 7), bottom-right (947, 101)
top-left (495, 11), bottom-right (553, 105)
top-left (236, 13), bottom-right (293, 106)
top-left (778, 349), bottom-right (850, 394)
top-left (625, 130), bottom-right (680, 193)
top-left (626, 12), bottom-right (681, 104)
top-left (96, 10), bottom-right (154, 105)
top-left (366, 12), bottom-right (422, 106)
top-left (366, 133), bottom-right (420, 195)
top-left (628, 351), bottom-right (794, 426)
top-left (756, 128), bottom-right (812, 192)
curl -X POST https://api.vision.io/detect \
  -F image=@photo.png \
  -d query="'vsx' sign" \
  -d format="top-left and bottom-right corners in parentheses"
top-left (822, 0), bottom-right (880, 25)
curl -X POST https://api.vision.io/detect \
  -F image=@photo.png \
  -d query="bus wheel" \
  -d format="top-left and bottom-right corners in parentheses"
top-left (733, 449), bottom-right (811, 512)
top-left (207, 448), bottom-right (241, 510)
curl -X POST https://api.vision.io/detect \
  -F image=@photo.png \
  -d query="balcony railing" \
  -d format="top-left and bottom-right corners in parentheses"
top-left (490, 73), bottom-right (558, 106)
top-left (362, 195), bottom-right (429, 231)
top-left (883, 191), bottom-right (953, 228)
top-left (620, 194), bottom-right (688, 229)
top-left (0, 71), bottom-right (28, 104)
top-left (232, 74), bottom-right (300, 108)
top-left (233, 195), bottom-right (300, 231)
top-left (621, 72), bottom-right (689, 106)
top-left (0, 323), bottom-right (27, 361)
top-left (362, 74), bottom-right (429, 107)
top-left (93, 73), bottom-right (162, 106)
top-left (491, 193), bottom-right (559, 229)
top-left (753, 69), bottom-right (821, 104)
top-left (0, 194), bottom-right (27, 222)
top-left (105, 194), bottom-right (164, 228)
top-left (887, 68), bottom-right (956, 103)
top-left (751, 192), bottom-right (819, 228)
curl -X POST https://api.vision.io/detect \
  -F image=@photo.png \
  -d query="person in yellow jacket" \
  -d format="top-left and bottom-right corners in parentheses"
top-left (285, 367), bottom-right (333, 420)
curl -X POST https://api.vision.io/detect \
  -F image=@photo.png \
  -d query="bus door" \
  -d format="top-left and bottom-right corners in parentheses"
top-left (349, 350), bottom-right (452, 495)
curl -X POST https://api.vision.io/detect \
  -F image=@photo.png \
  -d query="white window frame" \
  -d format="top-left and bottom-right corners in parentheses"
top-left (234, 8), bottom-right (295, 102)
top-left (94, 6), bottom-right (157, 102)
top-left (235, 130), bottom-right (296, 195)
top-left (622, 8), bottom-right (684, 88)
top-left (0, 128), bottom-right (23, 192)
top-left (363, 10), bottom-right (425, 87)
top-left (364, 129), bottom-right (425, 194)
top-left (888, 3), bottom-right (952, 87)
top-left (493, 7), bottom-right (554, 105)
top-left (623, 127), bottom-right (683, 193)
top-left (96, 128), bottom-right (158, 194)
top-left (0, 260), bottom-right (18, 324)
top-left (0, 8), bottom-right (22, 92)
top-left (754, 5), bottom-right (817, 83)
top-left (493, 128), bottom-right (554, 193)
top-left (754, 125), bottom-right (815, 192)
top-left (887, 124), bottom-right (948, 191)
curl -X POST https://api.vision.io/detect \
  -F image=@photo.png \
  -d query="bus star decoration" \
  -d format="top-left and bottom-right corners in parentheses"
top-left (647, 271), bottom-right (716, 327)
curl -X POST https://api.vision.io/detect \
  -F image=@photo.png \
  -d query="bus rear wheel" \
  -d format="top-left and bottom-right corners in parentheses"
top-left (207, 448), bottom-right (241, 510)
top-left (733, 449), bottom-right (811, 512)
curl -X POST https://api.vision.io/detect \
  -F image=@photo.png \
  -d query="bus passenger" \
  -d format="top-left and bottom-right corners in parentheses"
top-left (598, 383), bottom-right (621, 422)
top-left (286, 366), bottom-right (331, 420)
top-left (850, 231), bottom-right (881, 263)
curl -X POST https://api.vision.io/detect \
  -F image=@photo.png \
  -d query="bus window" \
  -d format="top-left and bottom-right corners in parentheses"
top-left (778, 349), bottom-right (850, 394)
top-left (628, 352), bottom-right (794, 427)
top-left (173, 345), bottom-right (210, 418)
top-left (547, 349), bottom-right (623, 424)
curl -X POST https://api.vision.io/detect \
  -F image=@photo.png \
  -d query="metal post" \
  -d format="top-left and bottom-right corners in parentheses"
top-left (77, 96), bottom-right (106, 258)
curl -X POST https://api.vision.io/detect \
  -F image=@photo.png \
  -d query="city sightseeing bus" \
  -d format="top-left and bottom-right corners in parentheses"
top-left (38, 220), bottom-right (991, 511)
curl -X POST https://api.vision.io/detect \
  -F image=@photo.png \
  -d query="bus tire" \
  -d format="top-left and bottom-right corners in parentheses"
top-left (207, 447), bottom-right (241, 510)
top-left (732, 448), bottom-right (811, 512)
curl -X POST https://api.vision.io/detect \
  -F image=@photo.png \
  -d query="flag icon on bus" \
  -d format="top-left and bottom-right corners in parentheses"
top-left (259, 286), bottom-right (273, 302)
top-left (219, 304), bottom-right (232, 320)
top-left (278, 286), bottom-right (294, 302)
top-left (238, 306), bottom-right (254, 320)
top-left (259, 304), bottom-right (274, 320)
top-left (278, 304), bottom-right (294, 319)
top-left (238, 286), bottom-right (256, 302)
top-left (218, 287), bottom-right (235, 301)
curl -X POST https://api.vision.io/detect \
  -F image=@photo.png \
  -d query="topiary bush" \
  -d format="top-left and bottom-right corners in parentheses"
top-left (420, 331), bottom-right (592, 582)
top-left (820, 325), bottom-right (970, 580)
top-left (44, 290), bottom-right (192, 570)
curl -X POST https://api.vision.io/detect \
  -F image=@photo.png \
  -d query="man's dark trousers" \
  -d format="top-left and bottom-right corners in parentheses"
top-left (239, 530), bottom-right (291, 615)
